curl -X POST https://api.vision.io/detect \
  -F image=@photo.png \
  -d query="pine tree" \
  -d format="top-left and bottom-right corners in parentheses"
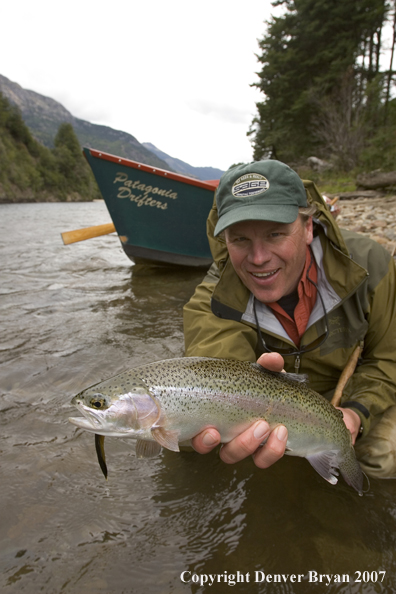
top-left (53, 123), bottom-right (93, 195)
top-left (249, 0), bottom-right (390, 167)
top-left (0, 94), bottom-right (99, 201)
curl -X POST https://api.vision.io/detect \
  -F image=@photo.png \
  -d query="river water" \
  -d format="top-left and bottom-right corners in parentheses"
top-left (1, 202), bottom-right (396, 594)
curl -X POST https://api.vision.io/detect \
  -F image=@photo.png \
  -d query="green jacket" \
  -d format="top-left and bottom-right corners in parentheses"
top-left (183, 180), bottom-right (396, 437)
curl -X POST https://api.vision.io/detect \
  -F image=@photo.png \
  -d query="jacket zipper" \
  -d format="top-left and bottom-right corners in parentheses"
top-left (294, 355), bottom-right (301, 374)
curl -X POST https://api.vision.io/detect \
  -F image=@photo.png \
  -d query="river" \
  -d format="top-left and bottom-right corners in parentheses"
top-left (1, 202), bottom-right (396, 594)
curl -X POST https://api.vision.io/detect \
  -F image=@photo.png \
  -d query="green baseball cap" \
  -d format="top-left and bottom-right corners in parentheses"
top-left (214, 160), bottom-right (308, 236)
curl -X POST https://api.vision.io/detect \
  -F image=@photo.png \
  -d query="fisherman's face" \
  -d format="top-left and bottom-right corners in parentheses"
top-left (225, 216), bottom-right (313, 303)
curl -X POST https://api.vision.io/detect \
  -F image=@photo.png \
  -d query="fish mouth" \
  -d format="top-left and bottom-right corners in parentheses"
top-left (69, 416), bottom-right (99, 432)
top-left (68, 401), bottom-right (107, 433)
top-left (69, 401), bottom-right (135, 437)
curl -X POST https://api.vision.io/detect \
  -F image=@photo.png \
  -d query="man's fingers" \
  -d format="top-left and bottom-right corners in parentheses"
top-left (257, 352), bottom-right (285, 372)
top-left (219, 420), bottom-right (271, 464)
top-left (252, 425), bottom-right (288, 468)
top-left (191, 428), bottom-right (221, 454)
top-left (192, 420), bottom-right (288, 471)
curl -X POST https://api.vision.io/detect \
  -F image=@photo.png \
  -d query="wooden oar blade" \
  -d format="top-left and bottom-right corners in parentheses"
top-left (61, 223), bottom-right (116, 245)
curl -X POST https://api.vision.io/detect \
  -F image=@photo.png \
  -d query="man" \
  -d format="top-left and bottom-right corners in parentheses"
top-left (183, 160), bottom-right (396, 478)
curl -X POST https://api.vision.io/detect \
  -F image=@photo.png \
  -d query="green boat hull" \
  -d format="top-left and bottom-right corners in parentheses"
top-left (84, 148), bottom-right (217, 267)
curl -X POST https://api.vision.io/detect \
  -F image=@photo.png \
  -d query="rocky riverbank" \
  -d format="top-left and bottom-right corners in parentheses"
top-left (330, 194), bottom-right (396, 257)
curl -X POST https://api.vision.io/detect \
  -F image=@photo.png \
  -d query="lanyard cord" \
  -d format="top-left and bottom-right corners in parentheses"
top-left (253, 249), bottom-right (329, 357)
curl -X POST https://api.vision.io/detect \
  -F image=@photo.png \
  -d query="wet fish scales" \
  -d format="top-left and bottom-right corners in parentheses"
top-left (69, 357), bottom-right (364, 495)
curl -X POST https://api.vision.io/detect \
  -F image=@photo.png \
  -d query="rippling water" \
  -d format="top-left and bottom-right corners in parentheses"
top-left (1, 202), bottom-right (396, 594)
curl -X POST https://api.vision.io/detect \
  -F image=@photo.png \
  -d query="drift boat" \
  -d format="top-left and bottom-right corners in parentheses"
top-left (82, 148), bottom-right (219, 267)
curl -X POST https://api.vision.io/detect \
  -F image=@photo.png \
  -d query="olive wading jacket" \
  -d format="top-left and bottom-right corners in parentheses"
top-left (183, 180), bottom-right (396, 437)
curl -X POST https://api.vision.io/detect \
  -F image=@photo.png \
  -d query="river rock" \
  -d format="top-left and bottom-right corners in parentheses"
top-left (334, 195), bottom-right (396, 257)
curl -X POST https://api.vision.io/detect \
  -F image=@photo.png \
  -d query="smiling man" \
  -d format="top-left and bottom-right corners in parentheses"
top-left (225, 217), bottom-right (313, 304)
top-left (183, 160), bottom-right (396, 479)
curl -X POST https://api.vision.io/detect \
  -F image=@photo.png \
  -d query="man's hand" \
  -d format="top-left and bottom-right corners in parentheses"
top-left (259, 355), bottom-right (362, 445)
top-left (191, 353), bottom-right (288, 467)
top-left (191, 352), bottom-right (361, 462)
top-left (337, 407), bottom-right (361, 444)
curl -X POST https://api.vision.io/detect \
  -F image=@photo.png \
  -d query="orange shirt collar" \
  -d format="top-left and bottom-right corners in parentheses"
top-left (267, 247), bottom-right (317, 346)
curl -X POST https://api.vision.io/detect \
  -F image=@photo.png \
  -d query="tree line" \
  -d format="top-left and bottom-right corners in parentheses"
top-left (0, 92), bottom-right (100, 201)
top-left (249, 0), bottom-right (396, 172)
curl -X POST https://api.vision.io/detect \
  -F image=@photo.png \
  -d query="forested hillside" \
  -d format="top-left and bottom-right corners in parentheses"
top-left (250, 0), bottom-right (396, 172)
top-left (0, 93), bottom-right (100, 202)
top-left (0, 74), bottom-right (172, 171)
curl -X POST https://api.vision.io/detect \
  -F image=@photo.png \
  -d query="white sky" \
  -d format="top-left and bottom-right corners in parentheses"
top-left (1, 0), bottom-right (280, 171)
top-left (2, 1), bottom-right (394, 171)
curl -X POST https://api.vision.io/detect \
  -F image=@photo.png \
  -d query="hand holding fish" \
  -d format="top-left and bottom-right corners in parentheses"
top-left (191, 352), bottom-right (289, 467)
top-left (191, 352), bottom-right (361, 468)
top-left (69, 355), bottom-right (364, 493)
top-left (337, 407), bottom-right (361, 444)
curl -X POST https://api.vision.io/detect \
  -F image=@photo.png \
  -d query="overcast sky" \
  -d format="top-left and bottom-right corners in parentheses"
top-left (1, 0), bottom-right (283, 171)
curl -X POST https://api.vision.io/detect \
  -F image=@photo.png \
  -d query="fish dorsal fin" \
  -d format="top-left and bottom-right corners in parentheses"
top-left (151, 427), bottom-right (180, 452)
top-left (136, 439), bottom-right (162, 458)
top-left (255, 365), bottom-right (309, 384)
top-left (306, 450), bottom-right (340, 485)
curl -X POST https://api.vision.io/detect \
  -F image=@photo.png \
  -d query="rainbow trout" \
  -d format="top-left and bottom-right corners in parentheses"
top-left (69, 357), bottom-right (364, 494)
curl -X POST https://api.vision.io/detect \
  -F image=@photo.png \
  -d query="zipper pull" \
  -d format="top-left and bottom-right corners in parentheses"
top-left (294, 355), bottom-right (301, 374)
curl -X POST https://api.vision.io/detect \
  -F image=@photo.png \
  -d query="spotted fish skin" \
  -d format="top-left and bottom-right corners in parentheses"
top-left (69, 357), bottom-right (364, 494)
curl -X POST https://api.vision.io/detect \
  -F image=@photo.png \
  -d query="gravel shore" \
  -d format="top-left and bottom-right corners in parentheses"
top-left (332, 195), bottom-right (396, 257)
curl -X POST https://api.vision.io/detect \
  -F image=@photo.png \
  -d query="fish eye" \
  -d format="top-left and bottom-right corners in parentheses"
top-left (90, 394), bottom-right (107, 409)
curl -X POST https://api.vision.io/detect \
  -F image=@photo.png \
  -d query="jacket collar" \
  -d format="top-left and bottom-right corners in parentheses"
top-left (209, 180), bottom-right (369, 321)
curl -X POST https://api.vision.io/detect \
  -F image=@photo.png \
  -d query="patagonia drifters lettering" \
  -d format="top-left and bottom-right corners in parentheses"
top-left (113, 172), bottom-right (178, 210)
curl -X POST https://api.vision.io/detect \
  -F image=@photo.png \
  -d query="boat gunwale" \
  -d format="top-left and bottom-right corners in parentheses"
top-left (84, 148), bottom-right (220, 191)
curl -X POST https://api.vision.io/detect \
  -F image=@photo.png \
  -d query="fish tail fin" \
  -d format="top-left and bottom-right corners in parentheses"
top-left (306, 447), bottom-right (364, 495)
top-left (338, 447), bottom-right (364, 496)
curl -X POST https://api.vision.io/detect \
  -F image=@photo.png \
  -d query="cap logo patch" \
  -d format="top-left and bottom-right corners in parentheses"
top-left (232, 173), bottom-right (269, 198)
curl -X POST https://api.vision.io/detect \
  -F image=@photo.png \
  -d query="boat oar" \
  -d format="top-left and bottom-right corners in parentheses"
top-left (61, 223), bottom-right (116, 245)
top-left (331, 342), bottom-right (364, 407)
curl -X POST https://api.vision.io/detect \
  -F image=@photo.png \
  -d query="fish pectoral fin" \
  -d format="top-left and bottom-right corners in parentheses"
top-left (136, 439), bottom-right (162, 458)
top-left (151, 427), bottom-right (180, 452)
top-left (306, 450), bottom-right (340, 485)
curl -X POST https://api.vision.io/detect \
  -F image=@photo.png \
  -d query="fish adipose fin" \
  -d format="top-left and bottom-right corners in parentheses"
top-left (152, 427), bottom-right (180, 452)
top-left (136, 439), bottom-right (162, 458)
top-left (306, 450), bottom-right (340, 485)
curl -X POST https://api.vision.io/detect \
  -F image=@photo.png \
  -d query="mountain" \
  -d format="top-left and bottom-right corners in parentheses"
top-left (0, 74), bottom-right (225, 180)
top-left (0, 94), bottom-right (101, 203)
top-left (0, 74), bottom-right (171, 170)
top-left (143, 142), bottom-right (224, 181)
